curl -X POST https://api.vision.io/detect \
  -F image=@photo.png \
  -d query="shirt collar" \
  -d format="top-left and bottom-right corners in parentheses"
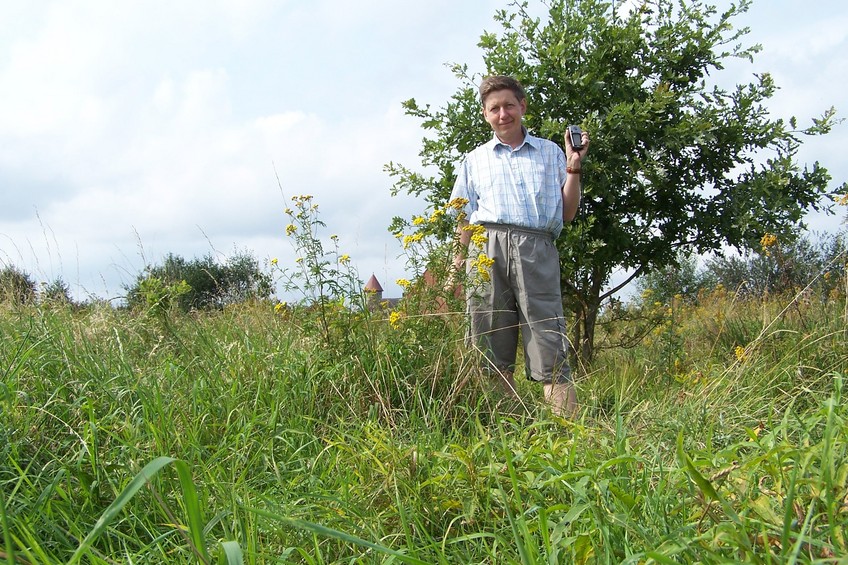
top-left (487, 127), bottom-right (541, 152)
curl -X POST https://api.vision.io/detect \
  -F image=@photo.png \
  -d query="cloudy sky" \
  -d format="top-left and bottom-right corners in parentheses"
top-left (1, 0), bottom-right (846, 303)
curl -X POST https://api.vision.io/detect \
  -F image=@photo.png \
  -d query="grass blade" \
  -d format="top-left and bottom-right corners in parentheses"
top-left (0, 485), bottom-right (14, 565)
top-left (217, 540), bottom-right (244, 565)
top-left (174, 459), bottom-right (211, 562)
top-left (246, 507), bottom-right (430, 565)
top-left (68, 456), bottom-right (177, 565)
top-left (676, 432), bottom-right (755, 557)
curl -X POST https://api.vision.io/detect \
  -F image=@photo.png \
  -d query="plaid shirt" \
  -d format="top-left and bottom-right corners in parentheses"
top-left (450, 132), bottom-right (567, 237)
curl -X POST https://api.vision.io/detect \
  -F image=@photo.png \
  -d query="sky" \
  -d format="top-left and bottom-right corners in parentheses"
top-left (1, 0), bottom-right (846, 304)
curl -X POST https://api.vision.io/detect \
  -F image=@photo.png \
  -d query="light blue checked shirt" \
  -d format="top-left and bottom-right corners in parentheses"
top-left (450, 131), bottom-right (567, 237)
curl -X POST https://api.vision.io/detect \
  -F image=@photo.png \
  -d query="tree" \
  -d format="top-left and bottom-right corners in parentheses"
top-left (636, 250), bottom-right (707, 304)
top-left (703, 230), bottom-right (846, 298)
top-left (387, 0), bottom-right (844, 365)
top-left (125, 249), bottom-right (273, 311)
top-left (40, 277), bottom-right (75, 306)
top-left (0, 265), bottom-right (36, 305)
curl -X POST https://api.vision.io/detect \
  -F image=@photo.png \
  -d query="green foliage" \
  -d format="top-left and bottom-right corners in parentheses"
top-left (136, 275), bottom-right (192, 319)
top-left (705, 230), bottom-right (847, 298)
top-left (1, 259), bottom-right (847, 561)
top-left (39, 277), bottom-right (74, 306)
top-left (274, 194), bottom-right (371, 348)
top-left (388, 0), bottom-right (845, 365)
top-left (636, 250), bottom-right (708, 304)
top-left (125, 249), bottom-right (273, 312)
top-left (637, 230), bottom-right (847, 302)
top-left (277, 195), bottom-right (363, 307)
top-left (0, 265), bottom-right (36, 305)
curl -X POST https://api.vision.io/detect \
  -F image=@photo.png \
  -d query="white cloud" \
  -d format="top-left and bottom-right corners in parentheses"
top-left (2, 0), bottom-right (845, 303)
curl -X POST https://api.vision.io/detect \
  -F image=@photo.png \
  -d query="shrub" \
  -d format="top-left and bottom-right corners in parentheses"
top-left (40, 277), bottom-right (74, 305)
top-left (0, 265), bottom-right (36, 305)
top-left (125, 249), bottom-right (273, 311)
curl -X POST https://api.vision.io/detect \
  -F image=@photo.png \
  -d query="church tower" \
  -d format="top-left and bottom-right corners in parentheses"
top-left (364, 273), bottom-right (383, 310)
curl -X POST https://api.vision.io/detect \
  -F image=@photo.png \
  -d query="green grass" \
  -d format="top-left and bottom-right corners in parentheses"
top-left (1, 287), bottom-right (847, 563)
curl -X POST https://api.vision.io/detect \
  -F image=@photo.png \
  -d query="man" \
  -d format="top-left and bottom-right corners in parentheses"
top-left (449, 75), bottom-right (589, 417)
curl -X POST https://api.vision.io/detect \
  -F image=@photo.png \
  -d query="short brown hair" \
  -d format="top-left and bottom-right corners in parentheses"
top-left (479, 76), bottom-right (526, 105)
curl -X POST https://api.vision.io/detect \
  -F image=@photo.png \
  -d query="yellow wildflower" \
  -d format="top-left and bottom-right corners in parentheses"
top-left (734, 345), bottom-right (746, 361)
top-left (270, 257), bottom-right (278, 265)
top-left (471, 253), bottom-right (495, 281)
top-left (447, 197), bottom-right (469, 211)
top-left (389, 311), bottom-right (405, 329)
top-left (471, 233), bottom-right (488, 247)
top-left (286, 224), bottom-right (297, 236)
top-left (396, 278), bottom-right (411, 289)
top-left (476, 253), bottom-right (495, 268)
top-left (401, 233), bottom-right (423, 249)
top-left (274, 301), bottom-right (287, 313)
top-left (412, 216), bottom-right (426, 226)
top-left (429, 208), bottom-right (445, 222)
top-left (760, 233), bottom-right (777, 256)
top-left (339, 254), bottom-right (350, 264)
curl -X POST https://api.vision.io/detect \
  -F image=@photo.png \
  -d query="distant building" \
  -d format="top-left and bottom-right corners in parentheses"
top-left (364, 274), bottom-right (400, 310)
top-left (364, 273), bottom-right (384, 309)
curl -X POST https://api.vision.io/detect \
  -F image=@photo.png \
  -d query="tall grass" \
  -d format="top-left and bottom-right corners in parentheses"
top-left (1, 275), bottom-right (846, 563)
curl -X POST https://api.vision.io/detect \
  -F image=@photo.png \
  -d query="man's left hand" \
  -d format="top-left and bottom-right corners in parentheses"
top-left (565, 128), bottom-right (590, 167)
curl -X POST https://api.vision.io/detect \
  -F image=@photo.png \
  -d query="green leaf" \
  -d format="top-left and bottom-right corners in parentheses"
top-left (68, 456), bottom-right (177, 565)
top-left (245, 507), bottom-right (431, 565)
top-left (217, 540), bottom-right (244, 565)
top-left (0, 485), bottom-right (14, 565)
top-left (675, 432), bottom-right (754, 556)
top-left (174, 459), bottom-right (210, 562)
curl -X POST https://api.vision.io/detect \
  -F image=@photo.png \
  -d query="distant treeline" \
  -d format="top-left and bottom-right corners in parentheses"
top-left (1, 248), bottom-right (272, 311)
top-left (1, 229), bottom-right (845, 311)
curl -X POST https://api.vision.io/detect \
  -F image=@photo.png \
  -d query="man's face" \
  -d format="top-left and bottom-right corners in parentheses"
top-left (482, 89), bottom-right (527, 142)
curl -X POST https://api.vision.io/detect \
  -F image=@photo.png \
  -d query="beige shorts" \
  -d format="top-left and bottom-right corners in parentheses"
top-left (466, 223), bottom-right (571, 384)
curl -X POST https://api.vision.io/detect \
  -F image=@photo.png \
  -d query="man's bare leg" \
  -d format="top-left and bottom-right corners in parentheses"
top-left (544, 381), bottom-right (577, 419)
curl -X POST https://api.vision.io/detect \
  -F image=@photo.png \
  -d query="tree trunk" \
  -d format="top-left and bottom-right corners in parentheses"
top-left (580, 300), bottom-right (599, 368)
top-left (567, 266), bottom-right (604, 372)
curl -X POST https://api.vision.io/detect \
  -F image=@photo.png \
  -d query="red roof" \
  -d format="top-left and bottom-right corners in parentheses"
top-left (364, 274), bottom-right (383, 292)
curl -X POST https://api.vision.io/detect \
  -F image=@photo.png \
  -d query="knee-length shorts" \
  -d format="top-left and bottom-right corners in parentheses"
top-left (466, 223), bottom-right (571, 384)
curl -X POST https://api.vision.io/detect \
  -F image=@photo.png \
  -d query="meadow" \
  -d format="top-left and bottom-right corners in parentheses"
top-left (2, 265), bottom-right (846, 564)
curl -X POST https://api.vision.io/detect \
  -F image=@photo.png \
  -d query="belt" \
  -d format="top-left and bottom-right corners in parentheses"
top-left (480, 222), bottom-right (554, 241)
